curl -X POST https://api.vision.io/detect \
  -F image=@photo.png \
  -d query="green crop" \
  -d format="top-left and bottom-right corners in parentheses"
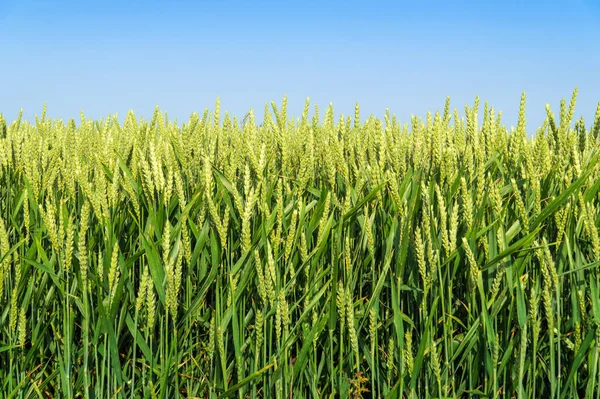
top-left (0, 91), bottom-right (600, 398)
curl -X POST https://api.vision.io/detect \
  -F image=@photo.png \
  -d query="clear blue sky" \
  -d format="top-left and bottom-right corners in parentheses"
top-left (1, 0), bottom-right (599, 131)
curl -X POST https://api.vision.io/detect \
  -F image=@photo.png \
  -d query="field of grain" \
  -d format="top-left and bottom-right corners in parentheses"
top-left (1, 91), bottom-right (600, 398)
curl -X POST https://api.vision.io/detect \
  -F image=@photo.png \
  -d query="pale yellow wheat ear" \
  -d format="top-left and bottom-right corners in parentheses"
top-left (108, 240), bottom-right (120, 303)
top-left (18, 308), bottom-right (27, 347)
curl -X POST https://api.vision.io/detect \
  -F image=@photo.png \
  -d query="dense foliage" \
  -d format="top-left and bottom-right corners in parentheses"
top-left (1, 91), bottom-right (600, 398)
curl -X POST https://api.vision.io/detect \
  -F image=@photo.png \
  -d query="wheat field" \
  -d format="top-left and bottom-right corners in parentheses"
top-left (1, 91), bottom-right (600, 398)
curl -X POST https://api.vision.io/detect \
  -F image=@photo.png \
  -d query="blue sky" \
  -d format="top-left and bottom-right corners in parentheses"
top-left (0, 0), bottom-right (599, 132)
